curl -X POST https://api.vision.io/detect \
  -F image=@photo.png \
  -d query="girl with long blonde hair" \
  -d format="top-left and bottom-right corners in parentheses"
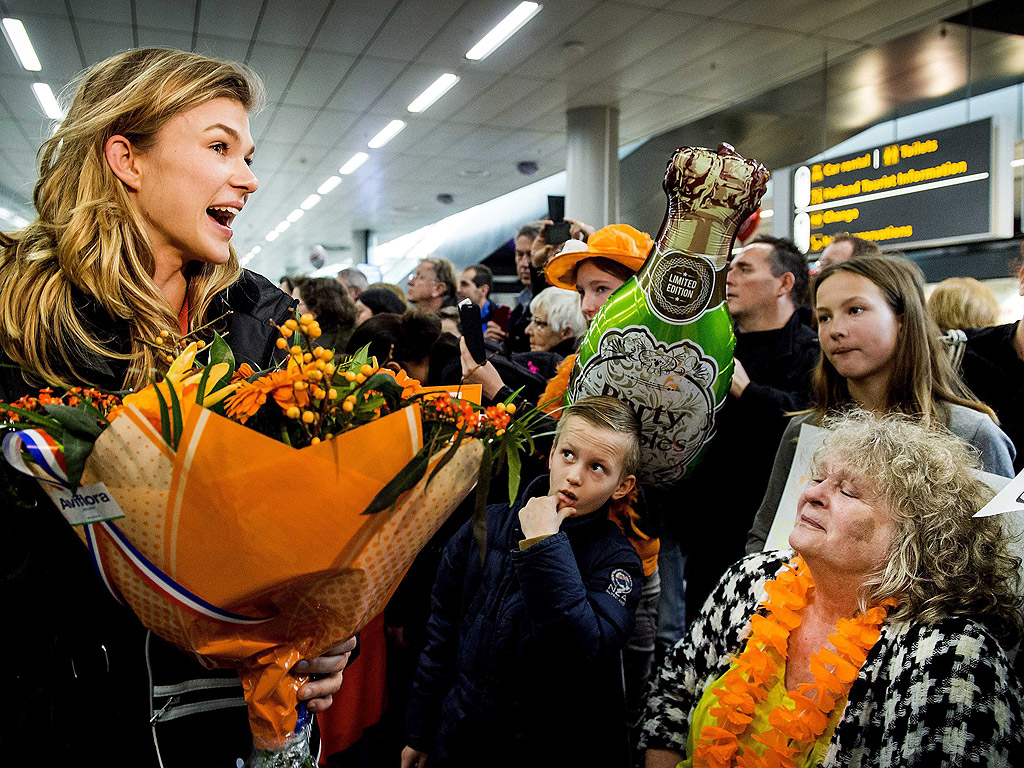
top-left (0, 48), bottom-right (351, 765)
top-left (745, 256), bottom-right (1014, 553)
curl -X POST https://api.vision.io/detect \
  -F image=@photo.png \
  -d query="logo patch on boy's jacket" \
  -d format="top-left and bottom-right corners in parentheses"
top-left (606, 568), bottom-right (633, 605)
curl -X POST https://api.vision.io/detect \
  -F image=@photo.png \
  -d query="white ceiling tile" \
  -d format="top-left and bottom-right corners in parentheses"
top-left (282, 49), bottom-right (358, 109)
top-left (313, 0), bottom-right (400, 55)
top-left (247, 41), bottom-right (306, 106)
top-left (193, 35), bottom-right (250, 61)
top-left (407, 121), bottom-right (476, 157)
top-left (137, 26), bottom-right (193, 50)
top-left (136, 0), bottom-right (195, 33)
top-left (76, 20), bottom-right (134, 62)
top-left (68, 0), bottom-right (130, 24)
top-left (452, 75), bottom-right (547, 126)
top-left (364, 0), bottom-right (464, 60)
top-left (663, 0), bottom-right (744, 16)
top-left (301, 109), bottom-right (363, 148)
top-left (256, 0), bottom-right (334, 48)
top-left (262, 104), bottom-right (321, 143)
top-left (323, 56), bottom-right (406, 112)
top-left (197, 0), bottom-right (263, 41)
top-left (6, 1), bottom-right (69, 17)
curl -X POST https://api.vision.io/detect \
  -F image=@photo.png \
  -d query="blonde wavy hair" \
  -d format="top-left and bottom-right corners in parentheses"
top-left (0, 48), bottom-right (264, 391)
top-left (811, 410), bottom-right (1023, 648)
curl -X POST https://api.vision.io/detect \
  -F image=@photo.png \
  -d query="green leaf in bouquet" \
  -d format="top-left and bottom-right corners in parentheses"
top-left (424, 426), bottom-right (466, 488)
top-left (42, 404), bottom-right (105, 440)
top-left (153, 385), bottom-right (174, 448)
top-left (60, 429), bottom-right (96, 490)
top-left (506, 440), bottom-right (522, 505)
top-left (165, 381), bottom-right (184, 450)
top-left (194, 362), bottom-right (213, 407)
top-left (473, 443), bottom-right (493, 565)
top-left (207, 332), bottom-right (235, 372)
top-left (361, 450), bottom-right (430, 516)
top-left (361, 372), bottom-right (401, 403)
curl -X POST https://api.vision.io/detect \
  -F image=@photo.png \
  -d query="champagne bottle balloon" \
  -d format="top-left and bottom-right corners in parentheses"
top-left (567, 143), bottom-right (769, 485)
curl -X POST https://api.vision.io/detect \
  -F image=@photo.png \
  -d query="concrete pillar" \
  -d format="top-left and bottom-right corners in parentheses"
top-left (565, 106), bottom-right (619, 228)
top-left (351, 229), bottom-right (372, 263)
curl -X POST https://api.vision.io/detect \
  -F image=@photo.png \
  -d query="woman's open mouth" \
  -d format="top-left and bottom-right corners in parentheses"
top-left (207, 206), bottom-right (237, 234)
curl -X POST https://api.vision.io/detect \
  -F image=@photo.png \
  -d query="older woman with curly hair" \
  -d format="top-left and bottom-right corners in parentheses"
top-left (641, 410), bottom-right (1023, 768)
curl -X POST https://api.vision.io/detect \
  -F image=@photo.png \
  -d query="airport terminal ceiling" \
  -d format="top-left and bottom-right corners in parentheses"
top-left (0, 0), bottom-right (1022, 277)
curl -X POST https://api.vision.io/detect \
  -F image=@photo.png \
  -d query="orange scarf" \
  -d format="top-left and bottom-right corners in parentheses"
top-left (694, 557), bottom-right (894, 768)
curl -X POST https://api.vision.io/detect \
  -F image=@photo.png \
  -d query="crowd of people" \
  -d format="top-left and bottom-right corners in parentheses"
top-left (1, 47), bottom-right (1023, 768)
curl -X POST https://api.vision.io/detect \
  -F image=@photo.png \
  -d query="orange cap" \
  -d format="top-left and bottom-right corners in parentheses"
top-left (544, 224), bottom-right (654, 290)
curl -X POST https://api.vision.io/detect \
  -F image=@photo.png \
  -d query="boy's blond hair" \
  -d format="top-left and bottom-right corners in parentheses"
top-left (555, 396), bottom-right (641, 478)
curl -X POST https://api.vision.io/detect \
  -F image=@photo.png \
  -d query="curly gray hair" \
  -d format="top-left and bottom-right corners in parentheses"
top-left (812, 410), bottom-right (1023, 648)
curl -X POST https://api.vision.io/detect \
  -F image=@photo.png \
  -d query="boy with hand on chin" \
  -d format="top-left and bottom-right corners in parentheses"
top-left (402, 396), bottom-right (644, 768)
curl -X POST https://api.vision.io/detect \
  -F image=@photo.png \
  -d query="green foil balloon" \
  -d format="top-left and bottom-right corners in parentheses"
top-left (567, 143), bottom-right (769, 486)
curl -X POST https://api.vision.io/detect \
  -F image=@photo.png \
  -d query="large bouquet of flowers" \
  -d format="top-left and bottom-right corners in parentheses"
top-left (1, 313), bottom-right (540, 766)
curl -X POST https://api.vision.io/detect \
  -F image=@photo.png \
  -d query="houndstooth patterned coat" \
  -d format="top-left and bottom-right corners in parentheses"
top-left (639, 550), bottom-right (1024, 767)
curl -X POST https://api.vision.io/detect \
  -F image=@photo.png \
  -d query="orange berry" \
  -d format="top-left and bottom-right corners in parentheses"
top-left (300, 313), bottom-right (314, 324)
top-left (196, 340), bottom-right (205, 349)
top-left (325, 363), bottom-right (336, 375)
top-left (324, 433), bottom-right (333, 440)
top-left (320, 350), bottom-right (334, 362)
top-left (280, 326), bottom-right (292, 338)
top-left (154, 337), bottom-right (163, 345)
top-left (294, 381), bottom-right (308, 391)
top-left (355, 373), bottom-right (366, 384)
top-left (315, 360), bottom-right (326, 371)
top-left (299, 323), bottom-right (308, 334)
top-left (311, 437), bottom-right (321, 445)
top-left (301, 410), bottom-right (315, 424)
top-left (286, 406), bottom-right (301, 419)
top-left (276, 338), bottom-right (288, 349)
top-left (328, 389), bottom-right (338, 399)
top-left (360, 364), bottom-right (374, 376)
top-left (496, 402), bottom-right (507, 412)
top-left (303, 352), bottom-right (313, 363)
top-left (290, 345), bottom-right (302, 357)
top-left (309, 326), bottom-right (322, 339)
top-left (344, 371), bottom-right (357, 382)
top-left (284, 319), bottom-right (298, 331)
top-left (342, 401), bottom-right (354, 412)
top-left (506, 403), bottom-right (517, 415)
top-left (165, 354), bottom-right (174, 363)
top-left (160, 330), bottom-right (170, 338)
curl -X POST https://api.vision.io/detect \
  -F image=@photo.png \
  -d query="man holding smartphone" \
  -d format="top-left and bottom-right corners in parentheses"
top-left (457, 264), bottom-right (509, 342)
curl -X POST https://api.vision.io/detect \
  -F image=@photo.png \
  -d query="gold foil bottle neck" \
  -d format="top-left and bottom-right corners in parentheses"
top-left (655, 144), bottom-right (769, 267)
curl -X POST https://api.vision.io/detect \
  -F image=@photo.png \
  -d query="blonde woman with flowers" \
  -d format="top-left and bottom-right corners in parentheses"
top-left (0, 48), bottom-right (353, 765)
top-left (640, 411), bottom-right (1024, 767)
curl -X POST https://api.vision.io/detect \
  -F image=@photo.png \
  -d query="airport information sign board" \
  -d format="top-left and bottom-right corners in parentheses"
top-left (793, 119), bottom-right (993, 254)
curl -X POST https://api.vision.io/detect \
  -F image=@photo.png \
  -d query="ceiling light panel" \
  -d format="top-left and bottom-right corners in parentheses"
top-left (407, 73), bottom-right (460, 114)
top-left (32, 83), bottom-right (63, 119)
top-left (317, 176), bottom-right (342, 194)
top-left (465, 2), bottom-right (541, 61)
top-left (367, 120), bottom-right (406, 149)
top-left (286, 208), bottom-right (304, 223)
top-left (300, 194), bottom-right (322, 210)
top-left (340, 152), bottom-right (369, 174)
top-left (2, 18), bottom-right (41, 71)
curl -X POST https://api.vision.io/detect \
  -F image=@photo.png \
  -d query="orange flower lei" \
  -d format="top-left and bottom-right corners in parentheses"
top-left (693, 557), bottom-right (895, 768)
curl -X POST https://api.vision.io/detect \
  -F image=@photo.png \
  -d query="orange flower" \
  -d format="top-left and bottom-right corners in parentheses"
top-left (231, 363), bottom-right (256, 383)
top-left (377, 366), bottom-right (423, 398)
top-left (225, 360), bottom-right (307, 423)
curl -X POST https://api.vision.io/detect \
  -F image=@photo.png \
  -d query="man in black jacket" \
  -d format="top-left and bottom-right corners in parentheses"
top-left (660, 237), bottom-right (819, 637)
top-left (401, 397), bottom-right (643, 768)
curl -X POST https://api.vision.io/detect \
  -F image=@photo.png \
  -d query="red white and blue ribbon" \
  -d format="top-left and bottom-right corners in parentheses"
top-left (3, 428), bottom-right (269, 625)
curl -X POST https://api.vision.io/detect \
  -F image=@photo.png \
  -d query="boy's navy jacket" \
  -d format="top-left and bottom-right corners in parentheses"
top-left (405, 475), bottom-right (644, 766)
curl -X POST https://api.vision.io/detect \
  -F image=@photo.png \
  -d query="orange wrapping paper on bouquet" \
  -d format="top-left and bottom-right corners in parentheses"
top-left (72, 400), bottom-right (482, 748)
